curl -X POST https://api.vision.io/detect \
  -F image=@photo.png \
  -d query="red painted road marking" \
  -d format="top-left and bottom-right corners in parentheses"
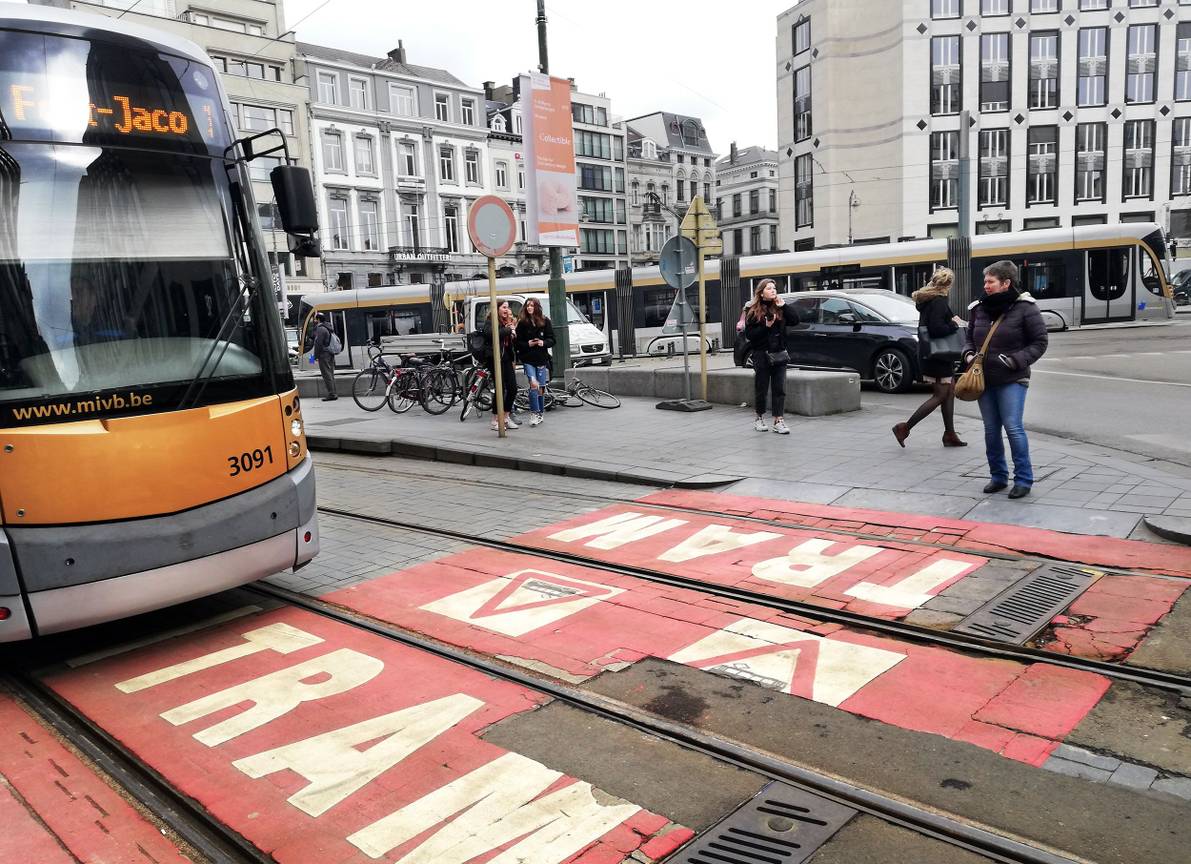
top-left (0, 694), bottom-right (192, 864)
top-left (640, 489), bottom-right (1191, 578)
top-left (323, 547), bottom-right (1110, 766)
top-left (45, 608), bottom-right (677, 863)
top-left (519, 503), bottom-right (985, 619)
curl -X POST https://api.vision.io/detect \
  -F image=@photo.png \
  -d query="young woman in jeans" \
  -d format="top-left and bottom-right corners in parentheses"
top-left (742, 279), bottom-right (799, 435)
top-left (963, 260), bottom-right (1048, 500)
top-left (482, 301), bottom-right (520, 431)
top-left (515, 298), bottom-right (555, 427)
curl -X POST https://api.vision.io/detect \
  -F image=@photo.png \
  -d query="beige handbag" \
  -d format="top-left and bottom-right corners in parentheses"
top-left (954, 316), bottom-right (1005, 402)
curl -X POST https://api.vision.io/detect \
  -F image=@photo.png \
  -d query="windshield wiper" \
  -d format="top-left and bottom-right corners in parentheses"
top-left (177, 273), bottom-right (256, 411)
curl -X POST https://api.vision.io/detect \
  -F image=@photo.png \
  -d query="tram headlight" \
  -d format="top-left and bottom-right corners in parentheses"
top-left (291, 419), bottom-right (303, 438)
top-left (289, 441), bottom-right (301, 458)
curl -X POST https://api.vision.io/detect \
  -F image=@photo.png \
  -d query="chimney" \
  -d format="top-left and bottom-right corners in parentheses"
top-left (729, 141), bottom-right (737, 164)
top-left (567, 77), bottom-right (576, 92)
top-left (483, 81), bottom-right (495, 100)
top-left (387, 40), bottom-right (407, 64)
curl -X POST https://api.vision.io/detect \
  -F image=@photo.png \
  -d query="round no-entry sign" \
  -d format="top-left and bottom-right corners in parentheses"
top-left (468, 195), bottom-right (518, 258)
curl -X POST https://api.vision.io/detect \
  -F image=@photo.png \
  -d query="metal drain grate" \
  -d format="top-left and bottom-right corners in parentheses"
top-left (953, 564), bottom-right (1099, 644)
top-left (674, 781), bottom-right (855, 864)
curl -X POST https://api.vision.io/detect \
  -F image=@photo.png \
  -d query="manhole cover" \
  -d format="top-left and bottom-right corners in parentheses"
top-left (953, 564), bottom-right (1098, 644)
top-left (672, 781), bottom-right (855, 864)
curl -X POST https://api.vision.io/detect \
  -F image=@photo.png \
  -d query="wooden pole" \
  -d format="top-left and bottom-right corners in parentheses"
top-left (488, 256), bottom-right (506, 438)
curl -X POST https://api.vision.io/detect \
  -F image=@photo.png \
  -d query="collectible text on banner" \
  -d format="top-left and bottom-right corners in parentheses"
top-left (520, 73), bottom-right (579, 248)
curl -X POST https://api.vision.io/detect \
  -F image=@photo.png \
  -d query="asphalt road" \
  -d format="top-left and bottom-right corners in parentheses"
top-left (872, 315), bottom-right (1191, 466)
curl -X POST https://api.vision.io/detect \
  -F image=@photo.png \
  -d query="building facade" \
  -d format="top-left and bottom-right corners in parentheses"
top-left (35, 0), bottom-right (323, 307)
top-left (625, 112), bottom-right (719, 264)
top-left (777, 0), bottom-right (1191, 256)
top-left (715, 143), bottom-right (781, 257)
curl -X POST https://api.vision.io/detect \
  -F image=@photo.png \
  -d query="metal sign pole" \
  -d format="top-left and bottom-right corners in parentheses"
top-left (680, 293), bottom-right (692, 401)
top-left (697, 244), bottom-right (707, 401)
top-left (488, 256), bottom-right (506, 438)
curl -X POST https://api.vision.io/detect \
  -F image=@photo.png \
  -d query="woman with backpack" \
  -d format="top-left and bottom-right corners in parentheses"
top-left (481, 301), bottom-right (520, 430)
top-left (742, 279), bottom-right (799, 435)
top-left (892, 268), bottom-right (967, 448)
top-left (515, 298), bottom-right (555, 427)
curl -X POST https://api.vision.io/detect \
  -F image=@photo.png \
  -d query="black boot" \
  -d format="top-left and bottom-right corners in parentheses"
top-left (983, 481), bottom-right (1009, 494)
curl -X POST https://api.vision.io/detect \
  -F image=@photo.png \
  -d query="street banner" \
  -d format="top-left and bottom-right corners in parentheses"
top-left (520, 73), bottom-right (578, 247)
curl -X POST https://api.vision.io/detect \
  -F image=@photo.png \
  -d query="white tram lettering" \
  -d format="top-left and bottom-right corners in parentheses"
top-left (751, 538), bottom-right (883, 588)
top-left (547, 512), bottom-right (687, 550)
top-left (658, 524), bottom-right (782, 563)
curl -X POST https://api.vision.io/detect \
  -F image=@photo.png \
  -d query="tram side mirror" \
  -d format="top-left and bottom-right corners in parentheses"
top-left (270, 165), bottom-right (322, 256)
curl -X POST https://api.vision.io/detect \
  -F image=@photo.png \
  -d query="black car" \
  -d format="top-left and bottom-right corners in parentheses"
top-left (760, 289), bottom-right (925, 393)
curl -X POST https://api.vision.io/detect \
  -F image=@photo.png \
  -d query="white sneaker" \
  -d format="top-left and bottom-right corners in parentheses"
top-left (773, 418), bottom-right (790, 435)
top-left (753, 417), bottom-right (768, 432)
top-left (530, 413), bottom-right (543, 427)
top-left (505, 416), bottom-right (520, 429)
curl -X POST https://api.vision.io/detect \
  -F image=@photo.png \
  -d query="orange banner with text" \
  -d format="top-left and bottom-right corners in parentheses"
top-left (521, 73), bottom-right (579, 248)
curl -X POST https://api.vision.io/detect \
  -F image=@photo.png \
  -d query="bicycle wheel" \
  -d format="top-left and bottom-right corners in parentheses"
top-left (387, 372), bottom-right (416, 413)
top-left (576, 385), bottom-right (620, 408)
top-left (420, 368), bottom-right (458, 415)
top-left (459, 370), bottom-right (489, 422)
top-left (351, 368), bottom-right (388, 412)
top-left (514, 389), bottom-right (531, 412)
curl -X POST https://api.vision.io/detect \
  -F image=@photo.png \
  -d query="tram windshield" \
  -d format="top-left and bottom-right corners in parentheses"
top-left (0, 30), bottom-right (278, 422)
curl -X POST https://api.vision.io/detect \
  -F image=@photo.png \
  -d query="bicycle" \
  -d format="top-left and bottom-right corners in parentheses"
top-left (514, 374), bottom-right (619, 412)
top-left (351, 347), bottom-right (401, 412)
top-left (386, 357), bottom-right (459, 416)
top-left (458, 362), bottom-right (494, 422)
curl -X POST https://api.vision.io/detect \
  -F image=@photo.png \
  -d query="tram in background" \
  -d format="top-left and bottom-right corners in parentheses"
top-left (301, 222), bottom-right (1173, 371)
top-left (0, 5), bottom-right (323, 640)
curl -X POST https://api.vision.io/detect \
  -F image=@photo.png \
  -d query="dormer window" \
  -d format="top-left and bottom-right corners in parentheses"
top-left (642, 139), bottom-right (657, 160)
top-left (491, 114), bottom-right (507, 132)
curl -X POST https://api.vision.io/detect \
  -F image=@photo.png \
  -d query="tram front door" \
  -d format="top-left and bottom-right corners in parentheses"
top-left (1084, 248), bottom-right (1134, 324)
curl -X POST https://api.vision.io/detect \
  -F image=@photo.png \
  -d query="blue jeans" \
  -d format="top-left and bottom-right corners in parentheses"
top-left (523, 363), bottom-right (549, 414)
top-left (978, 382), bottom-right (1033, 488)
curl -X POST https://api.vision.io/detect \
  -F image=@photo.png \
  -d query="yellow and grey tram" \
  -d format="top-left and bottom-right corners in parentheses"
top-left (0, 5), bottom-right (321, 640)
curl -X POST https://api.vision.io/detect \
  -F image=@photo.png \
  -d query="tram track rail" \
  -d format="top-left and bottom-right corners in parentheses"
top-left (246, 580), bottom-right (1079, 864)
top-left (2, 670), bottom-right (271, 864)
top-left (316, 505), bottom-right (1191, 697)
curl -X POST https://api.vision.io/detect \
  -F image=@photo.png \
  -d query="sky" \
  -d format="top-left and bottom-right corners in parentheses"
top-left (285, 0), bottom-right (792, 153)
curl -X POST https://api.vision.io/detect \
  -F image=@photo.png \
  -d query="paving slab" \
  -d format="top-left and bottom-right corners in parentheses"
top-left (832, 487), bottom-right (979, 519)
top-left (1066, 682), bottom-right (1191, 779)
top-left (1126, 591), bottom-right (1191, 675)
top-left (723, 477), bottom-right (850, 504)
top-left (963, 497), bottom-right (1143, 539)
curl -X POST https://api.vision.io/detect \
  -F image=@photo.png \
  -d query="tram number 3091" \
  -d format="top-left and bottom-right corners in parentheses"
top-left (227, 446), bottom-right (275, 477)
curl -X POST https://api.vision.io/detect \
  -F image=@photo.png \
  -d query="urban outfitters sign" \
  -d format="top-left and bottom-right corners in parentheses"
top-left (520, 73), bottom-right (578, 248)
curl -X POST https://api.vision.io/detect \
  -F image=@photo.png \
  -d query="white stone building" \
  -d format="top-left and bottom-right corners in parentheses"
top-left (776, 0), bottom-right (1191, 256)
top-left (715, 143), bottom-right (781, 256)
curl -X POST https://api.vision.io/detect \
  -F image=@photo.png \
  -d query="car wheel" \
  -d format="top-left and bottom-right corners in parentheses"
top-left (872, 347), bottom-right (911, 394)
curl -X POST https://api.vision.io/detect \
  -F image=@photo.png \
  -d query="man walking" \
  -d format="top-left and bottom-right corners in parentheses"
top-left (312, 313), bottom-right (338, 401)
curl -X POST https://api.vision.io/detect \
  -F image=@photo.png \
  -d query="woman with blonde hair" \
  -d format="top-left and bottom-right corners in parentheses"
top-left (892, 267), bottom-right (967, 448)
top-left (742, 279), bottom-right (800, 435)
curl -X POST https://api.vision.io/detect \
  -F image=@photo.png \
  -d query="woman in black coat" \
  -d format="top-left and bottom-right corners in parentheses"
top-left (481, 301), bottom-right (520, 431)
top-left (892, 268), bottom-right (967, 448)
top-left (742, 279), bottom-right (800, 435)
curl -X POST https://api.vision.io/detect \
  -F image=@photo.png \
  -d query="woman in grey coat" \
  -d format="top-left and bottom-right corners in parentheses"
top-left (963, 260), bottom-right (1048, 500)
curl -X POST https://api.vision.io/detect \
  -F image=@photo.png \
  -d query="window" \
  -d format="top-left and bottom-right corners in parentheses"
top-left (677, 154), bottom-right (684, 164)
top-left (461, 98), bottom-right (475, 125)
top-left (1173, 118), bottom-right (1191, 196)
top-left (434, 94), bottom-right (451, 122)
top-left (750, 226), bottom-right (761, 254)
top-left (793, 18), bottom-right (811, 54)
top-left (794, 67), bottom-right (812, 141)
top-left (1078, 27), bottom-right (1108, 107)
top-left (1126, 25), bottom-right (1157, 104)
top-left (981, 33), bottom-right (1011, 111)
top-left (769, 189), bottom-right (777, 212)
top-left (932, 0), bottom-right (961, 18)
top-left (1076, 122), bottom-right (1107, 202)
top-left (581, 197), bottom-right (614, 223)
top-left (749, 189), bottom-right (759, 214)
top-left (439, 145), bottom-right (455, 182)
top-left (1031, 0), bottom-right (1059, 10)
top-left (613, 137), bottom-right (624, 161)
top-left (572, 103), bottom-right (608, 126)
top-left (317, 71), bottom-right (337, 104)
top-left (322, 131), bottom-right (343, 172)
top-left (630, 181), bottom-right (640, 205)
top-left (795, 153), bottom-right (814, 227)
top-left (614, 167), bottom-right (625, 193)
top-left (579, 164), bottom-right (612, 191)
top-left (1128, 0), bottom-right (1158, 6)
top-left (391, 85), bottom-right (415, 116)
top-left (1029, 33), bottom-right (1059, 109)
top-left (982, 0), bottom-right (1010, 14)
top-left (769, 225), bottom-right (778, 251)
top-left (979, 129), bottom-right (1010, 207)
top-left (576, 131), bottom-right (612, 159)
top-left (258, 202), bottom-right (279, 232)
top-left (328, 196), bottom-right (349, 250)
top-left (1124, 120), bottom-right (1154, 199)
top-left (247, 154), bottom-right (282, 183)
top-left (359, 200), bottom-right (380, 251)
top-left (580, 228), bottom-right (614, 254)
top-left (676, 174), bottom-right (686, 202)
top-left (641, 139), bottom-right (658, 159)
top-left (278, 109), bottom-right (294, 136)
top-left (931, 36), bottom-right (962, 116)
top-left (1027, 127), bottom-right (1058, 205)
top-left (464, 150), bottom-right (480, 184)
top-left (404, 203), bottom-right (420, 248)
top-left (1079, 0), bottom-right (1108, 8)
top-left (354, 136), bottom-right (375, 175)
top-left (733, 229), bottom-right (743, 255)
top-left (689, 180), bottom-right (697, 201)
top-left (349, 78), bottom-right (368, 110)
top-left (518, 167), bottom-right (525, 190)
top-left (1177, 24), bottom-right (1191, 102)
top-left (930, 131), bottom-right (959, 210)
top-left (399, 141), bottom-right (417, 176)
top-left (240, 104), bottom-right (277, 132)
top-left (496, 160), bottom-right (508, 189)
top-left (444, 205), bottom-right (460, 253)
top-left (616, 199), bottom-right (627, 224)
top-left (704, 182), bottom-right (712, 202)
top-left (732, 193), bottom-right (742, 216)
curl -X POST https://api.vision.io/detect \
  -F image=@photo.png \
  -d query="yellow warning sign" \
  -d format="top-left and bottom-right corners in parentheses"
top-left (680, 196), bottom-right (723, 255)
